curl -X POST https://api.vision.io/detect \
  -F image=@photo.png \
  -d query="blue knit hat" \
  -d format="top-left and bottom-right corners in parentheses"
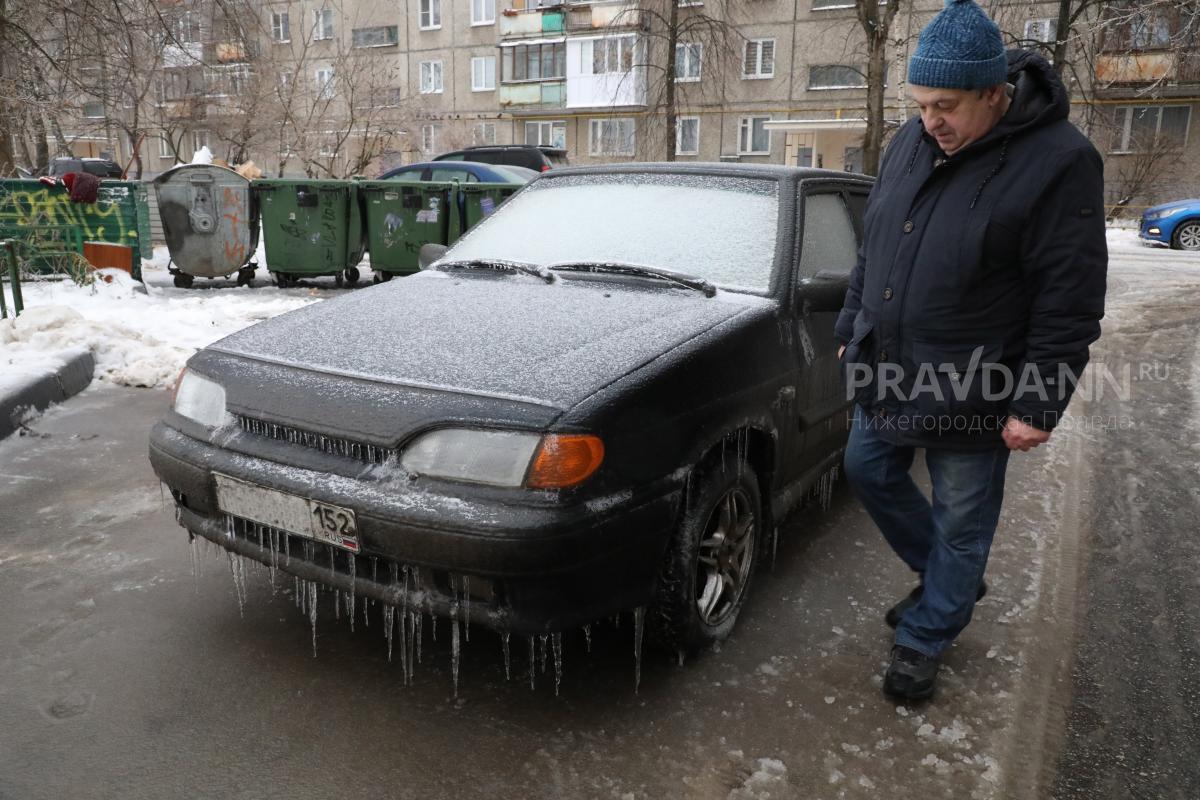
top-left (907, 0), bottom-right (1007, 90)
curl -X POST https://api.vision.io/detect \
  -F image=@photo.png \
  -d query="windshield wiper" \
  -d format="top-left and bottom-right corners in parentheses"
top-left (434, 258), bottom-right (556, 284)
top-left (546, 261), bottom-right (717, 297)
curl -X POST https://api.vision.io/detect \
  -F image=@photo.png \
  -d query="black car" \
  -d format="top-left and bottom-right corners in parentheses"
top-left (434, 144), bottom-right (567, 172)
top-left (46, 157), bottom-right (124, 179)
top-left (149, 164), bottom-right (870, 655)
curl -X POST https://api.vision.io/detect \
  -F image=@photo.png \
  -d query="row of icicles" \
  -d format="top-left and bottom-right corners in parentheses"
top-left (190, 531), bottom-right (647, 698)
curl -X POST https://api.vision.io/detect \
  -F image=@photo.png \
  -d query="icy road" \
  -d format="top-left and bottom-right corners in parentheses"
top-left (0, 230), bottom-right (1196, 799)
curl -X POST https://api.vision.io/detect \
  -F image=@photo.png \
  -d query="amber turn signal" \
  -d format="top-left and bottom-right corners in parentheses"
top-left (526, 434), bottom-right (605, 489)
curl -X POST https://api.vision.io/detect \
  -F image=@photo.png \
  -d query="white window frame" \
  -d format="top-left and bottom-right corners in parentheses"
top-left (421, 124), bottom-right (438, 153)
top-left (471, 0), bottom-right (495, 26)
top-left (676, 116), bottom-right (700, 155)
top-left (592, 35), bottom-right (636, 75)
top-left (808, 64), bottom-right (867, 90)
top-left (315, 67), bottom-right (335, 100)
top-left (1110, 105), bottom-right (1192, 153)
top-left (588, 117), bottom-right (635, 156)
top-left (313, 8), bottom-right (334, 41)
top-left (525, 120), bottom-right (566, 148)
top-left (743, 38), bottom-right (775, 79)
top-left (271, 11), bottom-right (290, 43)
top-left (471, 56), bottom-right (496, 91)
top-left (174, 10), bottom-right (201, 44)
top-left (473, 122), bottom-right (497, 145)
top-left (738, 115), bottom-right (771, 155)
top-left (192, 129), bottom-right (210, 153)
top-left (352, 26), bottom-right (399, 48)
top-left (82, 102), bottom-right (105, 119)
top-left (420, 0), bottom-right (442, 30)
top-left (420, 60), bottom-right (444, 94)
top-left (1024, 18), bottom-right (1057, 43)
top-left (675, 42), bottom-right (702, 82)
top-left (159, 134), bottom-right (173, 159)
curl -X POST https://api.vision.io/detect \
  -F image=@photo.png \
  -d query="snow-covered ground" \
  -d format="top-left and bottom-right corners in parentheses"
top-left (0, 244), bottom-right (375, 392)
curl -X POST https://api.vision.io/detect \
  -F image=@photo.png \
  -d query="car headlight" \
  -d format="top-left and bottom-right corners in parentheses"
top-left (400, 428), bottom-right (604, 488)
top-left (1155, 206), bottom-right (1188, 219)
top-left (173, 369), bottom-right (227, 427)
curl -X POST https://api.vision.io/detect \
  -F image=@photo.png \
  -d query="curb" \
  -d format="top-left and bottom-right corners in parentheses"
top-left (0, 348), bottom-right (96, 440)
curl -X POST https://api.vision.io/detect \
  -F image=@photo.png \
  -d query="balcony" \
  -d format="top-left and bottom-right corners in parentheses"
top-left (499, 80), bottom-right (567, 110)
top-left (1095, 52), bottom-right (1175, 84)
top-left (499, 8), bottom-right (565, 38)
top-left (565, 1), bottom-right (640, 31)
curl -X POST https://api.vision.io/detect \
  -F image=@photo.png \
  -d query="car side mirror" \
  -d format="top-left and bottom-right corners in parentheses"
top-left (795, 270), bottom-right (847, 313)
top-left (419, 243), bottom-right (448, 270)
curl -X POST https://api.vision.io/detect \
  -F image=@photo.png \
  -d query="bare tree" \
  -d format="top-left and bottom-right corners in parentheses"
top-left (856, 0), bottom-right (903, 175)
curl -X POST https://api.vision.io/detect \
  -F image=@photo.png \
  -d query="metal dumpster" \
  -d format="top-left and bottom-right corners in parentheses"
top-left (153, 164), bottom-right (260, 288)
top-left (0, 179), bottom-right (150, 280)
top-left (359, 181), bottom-right (451, 281)
top-left (254, 179), bottom-right (365, 287)
top-left (448, 182), bottom-right (523, 243)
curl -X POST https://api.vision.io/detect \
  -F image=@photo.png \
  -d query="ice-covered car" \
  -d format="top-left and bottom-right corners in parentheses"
top-left (1140, 199), bottom-right (1200, 250)
top-left (149, 164), bottom-right (870, 653)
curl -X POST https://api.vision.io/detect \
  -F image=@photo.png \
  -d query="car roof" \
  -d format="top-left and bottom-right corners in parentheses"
top-left (537, 161), bottom-right (872, 185)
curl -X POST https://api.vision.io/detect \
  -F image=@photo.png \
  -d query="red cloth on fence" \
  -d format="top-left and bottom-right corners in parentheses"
top-left (67, 172), bottom-right (100, 204)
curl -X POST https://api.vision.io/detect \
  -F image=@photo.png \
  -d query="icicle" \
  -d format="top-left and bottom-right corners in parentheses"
top-left (372, 556), bottom-right (379, 585)
top-left (633, 606), bottom-right (645, 692)
top-left (227, 551), bottom-right (246, 617)
top-left (400, 609), bottom-right (411, 685)
top-left (268, 530), bottom-right (279, 593)
top-left (348, 552), bottom-right (357, 633)
top-left (225, 515), bottom-right (235, 541)
top-left (583, 624), bottom-right (592, 653)
top-left (327, 545), bottom-right (336, 582)
top-left (552, 632), bottom-right (563, 696)
top-left (772, 526), bottom-right (780, 571)
top-left (294, 576), bottom-right (301, 610)
top-left (502, 632), bottom-right (511, 681)
top-left (527, 636), bottom-right (536, 690)
top-left (384, 605), bottom-right (395, 662)
top-left (335, 590), bottom-right (341, 621)
top-left (416, 612), bottom-right (423, 664)
top-left (284, 533), bottom-right (291, 566)
top-left (308, 580), bottom-right (319, 658)
top-left (462, 575), bottom-right (471, 643)
top-left (189, 534), bottom-right (199, 592)
top-left (539, 634), bottom-right (549, 674)
top-left (450, 603), bottom-right (461, 699)
top-left (431, 611), bottom-right (438, 642)
top-left (257, 524), bottom-right (264, 551)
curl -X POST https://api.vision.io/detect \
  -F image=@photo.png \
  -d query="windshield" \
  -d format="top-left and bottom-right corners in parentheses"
top-left (445, 173), bottom-right (780, 291)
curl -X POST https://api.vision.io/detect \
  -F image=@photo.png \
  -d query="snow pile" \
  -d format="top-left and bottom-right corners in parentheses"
top-left (1, 248), bottom-right (324, 389)
top-left (728, 758), bottom-right (795, 800)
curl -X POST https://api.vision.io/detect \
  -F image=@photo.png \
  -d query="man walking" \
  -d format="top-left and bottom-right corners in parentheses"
top-left (836, 0), bottom-right (1108, 699)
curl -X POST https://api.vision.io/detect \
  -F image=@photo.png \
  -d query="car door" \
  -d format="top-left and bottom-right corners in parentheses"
top-left (792, 183), bottom-right (860, 464)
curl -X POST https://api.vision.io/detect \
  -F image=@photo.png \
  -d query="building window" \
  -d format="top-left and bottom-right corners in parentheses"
top-left (420, 60), bottom-right (444, 93)
top-left (1110, 105), bottom-right (1191, 152)
top-left (812, 0), bottom-right (854, 8)
top-left (172, 11), bottom-right (201, 44)
top-left (159, 135), bottom-right (173, 159)
top-left (472, 0), bottom-right (495, 26)
top-left (676, 116), bottom-right (699, 155)
top-left (473, 123), bottom-right (497, 145)
top-left (589, 117), bottom-right (635, 156)
top-left (502, 42), bottom-right (566, 82)
top-left (1024, 18), bottom-right (1057, 44)
top-left (808, 64), bottom-right (866, 89)
top-left (82, 102), bottom-right (105, 119)
top-left (422, 124), bottom-right (438, 153)
top-left (270, 11), bottom-right (290, 43)
top-left (593, 36), bottom-right (635, 74)
top-left (743, 39), bottom-right (775, 79)
top-left (738, 115), bottom-right (771, 154)
top-left (279, 70), bottom-right (293, 95)
top-left (315, 67), bottom-right (335, 100)
top-left (420, 0), bottom-right (442, 30)
top-left (313, 9), bottom-right (334, 40)
top-left (675, 43), bottom-right (702, 82)
top-left (525, 120), bottom-right (566, 148)
top-left (193, 130), bottom-right (210, 153)
top-left (352, 26), bottom-right (399, 48)
top-left (471, 56), bottom-right (496, 91)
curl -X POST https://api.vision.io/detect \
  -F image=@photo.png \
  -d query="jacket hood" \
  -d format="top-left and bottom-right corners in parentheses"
top-left (992, 49), bottom-right (1070, 138)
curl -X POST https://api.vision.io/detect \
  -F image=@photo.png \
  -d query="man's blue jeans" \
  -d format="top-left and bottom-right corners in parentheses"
top-left (843, 406), bottom-right (1010, 658)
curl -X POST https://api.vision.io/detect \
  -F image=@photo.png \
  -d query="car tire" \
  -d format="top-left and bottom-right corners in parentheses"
top-left (173, 273), bottom-right (194, 289)
top-left (1172, 220), bottom-right (1200, 251)
top-left (649, 456), bottom-right (762, 653)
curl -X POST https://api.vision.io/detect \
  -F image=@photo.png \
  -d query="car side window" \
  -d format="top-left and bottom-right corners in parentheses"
top-left (844, 191), bottom-right (868, 239)
top-left (429, 168), bottom-right (475, 182)
top-left (798, 192), bottom-right (858, 278)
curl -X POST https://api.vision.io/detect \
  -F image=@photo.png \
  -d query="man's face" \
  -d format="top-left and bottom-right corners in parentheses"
top-left (909, 84), bottom-right (1007, 156)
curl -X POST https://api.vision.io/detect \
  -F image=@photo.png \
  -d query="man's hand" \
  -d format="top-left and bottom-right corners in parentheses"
top-left (1002, 417), bottom-right (1051, 452)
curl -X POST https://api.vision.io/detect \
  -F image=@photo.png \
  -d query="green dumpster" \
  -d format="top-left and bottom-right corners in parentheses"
top-left (253, 179), bottom-right (365, 287)
top-left (0, 179), bottom-right (150, 280)
top-left (359, 181), bottom-right (451, 281)
top-left (448, 182), bottom-right (524, 243)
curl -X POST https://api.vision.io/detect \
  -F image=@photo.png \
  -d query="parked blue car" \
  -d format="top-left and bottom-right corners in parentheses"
top-left (377, 160), bottom-right (537, 183)
top-left (1140, 199), bottom-right (1200, 250)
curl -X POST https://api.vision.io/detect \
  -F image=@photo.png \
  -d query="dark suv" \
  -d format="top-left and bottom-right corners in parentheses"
top-left (434, 145), bottom-right (567, 173)
top-left (46, 157), bottom-right (124, 179)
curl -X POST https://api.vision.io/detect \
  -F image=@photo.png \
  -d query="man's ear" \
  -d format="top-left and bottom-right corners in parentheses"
top-left (985, 84), bottom-right (1007, 107)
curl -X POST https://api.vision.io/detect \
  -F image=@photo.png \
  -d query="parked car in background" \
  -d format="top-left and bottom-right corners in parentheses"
top-left (1140, 199), bottom-right (1200, 250)
top-left (434, 145), bottom-right (567, 173)
top-left (149, 164), bottom-right (869, 664)
top-left (378, 160), bottom-right (537, 183)
top-left (45, 157), bottom-right (124, 179)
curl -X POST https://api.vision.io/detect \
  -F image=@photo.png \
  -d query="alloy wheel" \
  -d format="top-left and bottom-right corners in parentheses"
top-left (695, 487), bottom-right (756, 627)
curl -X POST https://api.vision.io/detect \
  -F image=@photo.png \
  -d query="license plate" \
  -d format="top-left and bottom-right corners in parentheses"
top-left (214, 473), bottom-right (360, 552)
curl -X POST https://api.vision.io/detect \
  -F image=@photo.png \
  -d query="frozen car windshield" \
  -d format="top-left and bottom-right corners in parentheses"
top-left (445, 173), bottom-right (780, 292)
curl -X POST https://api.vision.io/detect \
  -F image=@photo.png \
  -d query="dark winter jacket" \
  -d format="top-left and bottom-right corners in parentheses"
top-left (834, 49), bottom-right (1107, 449)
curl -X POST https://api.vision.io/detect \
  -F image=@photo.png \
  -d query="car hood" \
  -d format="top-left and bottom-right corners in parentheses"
top-left (1144, 199), bottom-right (1200, 215)
top-left (208, 271), bottom-right (759, 414)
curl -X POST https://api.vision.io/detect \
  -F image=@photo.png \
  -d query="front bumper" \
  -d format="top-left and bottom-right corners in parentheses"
top-left (150, 422), bottom-right (681, 634)
top-left (1139, 219), bottom-right (1170, 245)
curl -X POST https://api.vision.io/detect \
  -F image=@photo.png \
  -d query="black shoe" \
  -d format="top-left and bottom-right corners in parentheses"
top-left (884, 580), bottom-right (988, 629)
top-left (883, 645), bottom-right (939, 700)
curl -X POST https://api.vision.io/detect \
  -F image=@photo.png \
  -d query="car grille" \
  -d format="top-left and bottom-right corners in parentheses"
top-left (235, 414), bottom-right (396, 464)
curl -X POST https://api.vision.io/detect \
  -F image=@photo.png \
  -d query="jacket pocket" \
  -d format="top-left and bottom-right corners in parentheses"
top-left (910, 340), bottom-right (1005, 422)
top-left (840, 314), bottom-right (877, 405)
